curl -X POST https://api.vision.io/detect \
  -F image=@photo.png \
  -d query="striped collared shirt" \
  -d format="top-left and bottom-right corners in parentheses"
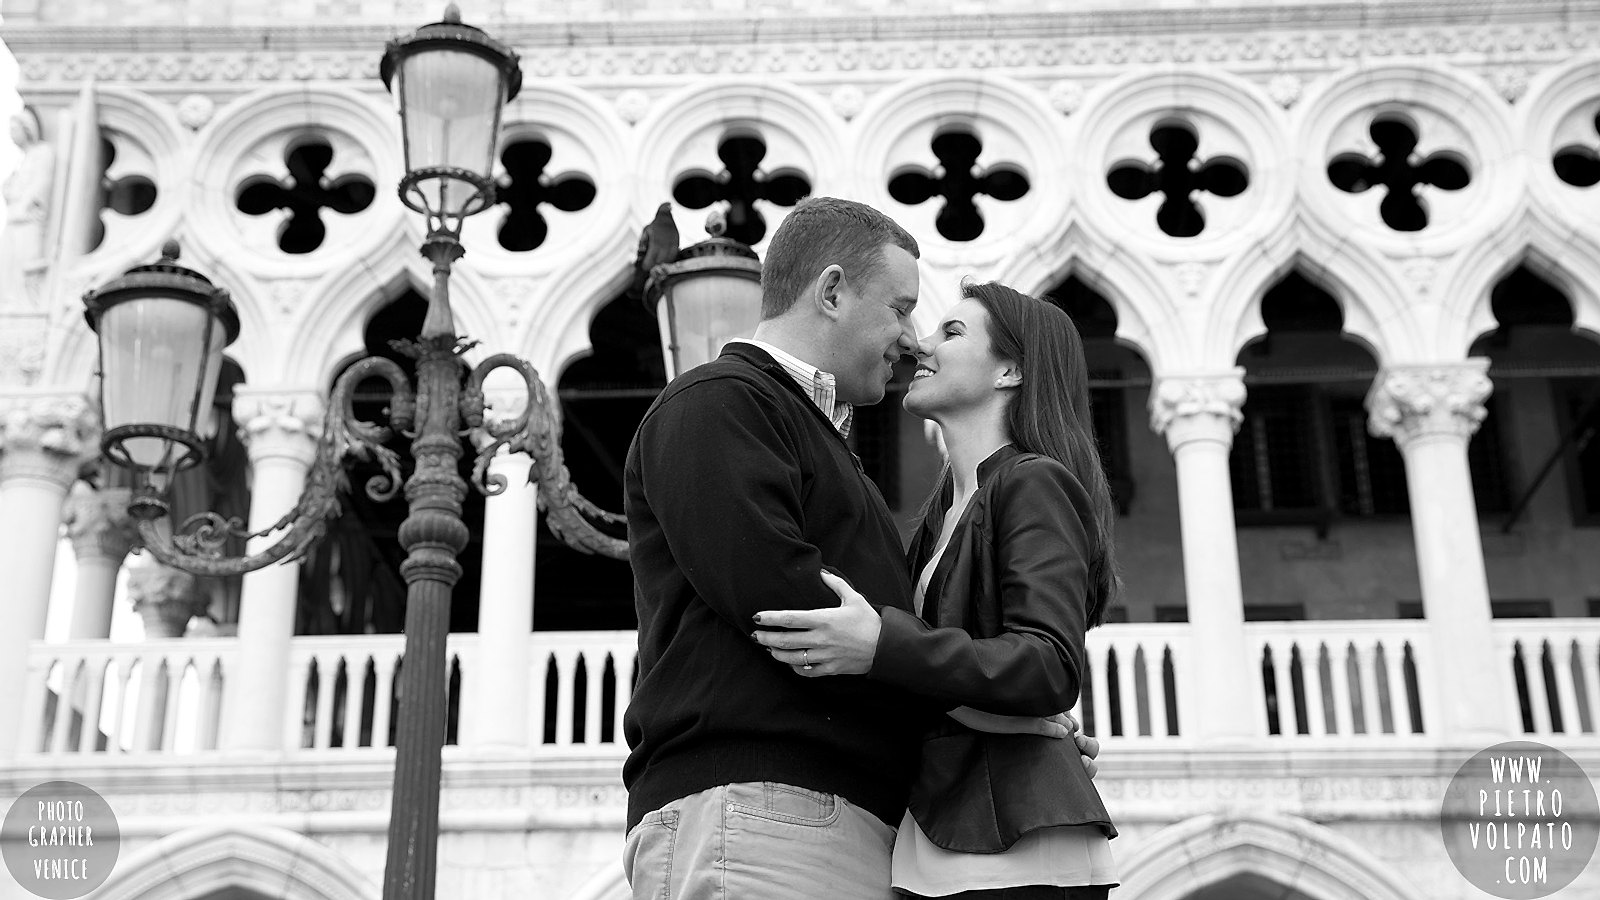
top-left (733, 339), bottom-right (853, 438)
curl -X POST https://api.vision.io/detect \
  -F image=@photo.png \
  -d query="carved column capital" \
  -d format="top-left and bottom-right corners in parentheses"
top-left (63, 480), bottom-right (139, 564)
top-left (1367, 361), bottom-right (1492, 448)
top-left (233, 388), bottom-right (325, 467)
top-left (1148, 370), bottom-right (1247, 451)
top-left (127, 560), bottom-right (207, 638)
top-left (0, 392), bottom-right (101, 488)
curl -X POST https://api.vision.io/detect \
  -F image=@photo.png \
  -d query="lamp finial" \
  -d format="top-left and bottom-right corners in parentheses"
top-left (160, 240), bottom-right (181, 261)
top-left (443, 3), bottom-right (461, 23)
top-left (705, 206), bottom-right (727, 239)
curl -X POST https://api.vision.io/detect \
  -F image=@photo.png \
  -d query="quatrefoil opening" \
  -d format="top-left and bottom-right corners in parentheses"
top-left (1106, 120), bottom-right (1248, 239)
top-left (1326, 115), bottom-right (1470, 233)
top-left (1553, 111), bottom-right (1600, 188)
top-left (494, 138), bottom-right (597, 252)
top-left (91, 135), bottom-right (158, 252)
top-left (888, 128), bottom-right (1029, 243)
top-left (235, 136), bottom-right (376, 254)
top-left (672, 132), bottom-right (812, 246)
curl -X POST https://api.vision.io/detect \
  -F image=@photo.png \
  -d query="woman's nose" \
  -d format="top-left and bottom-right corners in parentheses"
top-left (913, 336), bottom-right (934, 358)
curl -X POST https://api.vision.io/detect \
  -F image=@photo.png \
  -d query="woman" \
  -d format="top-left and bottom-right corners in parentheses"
top-left (754, 281), bottom-right (1120, 899)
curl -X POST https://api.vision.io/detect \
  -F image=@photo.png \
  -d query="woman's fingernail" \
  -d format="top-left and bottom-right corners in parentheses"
top-left (751, 614), bottom-right (762, 624)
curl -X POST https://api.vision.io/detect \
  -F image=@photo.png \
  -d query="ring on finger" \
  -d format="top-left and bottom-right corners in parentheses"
top-left (803, 649), bottom-right (813, 671)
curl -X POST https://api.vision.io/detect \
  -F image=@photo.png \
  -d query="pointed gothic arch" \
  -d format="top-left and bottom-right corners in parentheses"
top-left (93, 824), bottom-right (376, 900)
top-left (1208, 220), bottom-right (1402, 368)
top-left (1117, 812), bottom-right (1418, 900)
top-left (1448, 213), bottom-right (1600, 355)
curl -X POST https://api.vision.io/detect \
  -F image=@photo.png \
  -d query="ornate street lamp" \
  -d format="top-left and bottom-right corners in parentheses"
top-left (88, 8), bottom-right (626, 900)
top-left (645, 209), bottom-right (764, 378)
top-left (83, 241), bottom-right (239, 505)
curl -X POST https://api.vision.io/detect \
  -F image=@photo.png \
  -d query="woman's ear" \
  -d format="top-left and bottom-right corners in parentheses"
top-left (995, 364), bottom-right (1023, 390)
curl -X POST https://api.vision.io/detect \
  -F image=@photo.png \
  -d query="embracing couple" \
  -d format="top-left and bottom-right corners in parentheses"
top-left (622, 197), bottom-right (1121, 899)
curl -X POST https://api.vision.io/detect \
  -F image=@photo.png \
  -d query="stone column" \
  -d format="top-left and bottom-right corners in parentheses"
top-left (127, 561), bottom-right (207, 751)
top-left (1149, 370), bottom-right (1257, 742)
top-left (62, 481), bottom-right (139, 640)
top-left (1368, 361), bottom-right (1509, 740)
top-left (466, 436), bottom-right (537, 749)
top-left (0, 393), bottom-right (98, 758)
top-left (220, 389), bottom-right (324, 753)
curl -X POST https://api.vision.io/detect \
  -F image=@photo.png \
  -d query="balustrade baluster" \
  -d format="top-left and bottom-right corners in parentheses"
top-left (1380, 641), bottom-right (1410, 734)
top-left (108, 659), bottom-right (135, 754)
top-left (160, 658), bottom-right (186, 751)
top-left (1577, 635), bottom-right (1600, 734)
top-left (49, 658), bottom-right (80, 754)
top-left (312, 655), bottom-right (339, 749)
top-left (1302, 643), bottom-right (1328, 738)
top-left (285, 654), bottom-right (315, 751)
top-left (554, 648), bottom-right (578, 746)
top-left (1115, 641), bottom-right (1139, 738)
top-left (584, 652), bottom-right (605, 744)
top-left (372, 654), bottom-right (398, 749)
top-left (197, 656), bottom-right (224, 751)
top-left (78, 659), bottom-right (108, 754)
top-left (1527, 640), bottom-right (1554, 735)
top-left (1355, 641), bottom-right (1383, 734)
top-left (1146, 643), bottom-right (1169, 738)
top-left (1269, 639), bottom-right (1295, 736)
top-left (1327, 642), bottom-right (1354, 735)
top-left (1550, 639), bottom-right (1580, 735)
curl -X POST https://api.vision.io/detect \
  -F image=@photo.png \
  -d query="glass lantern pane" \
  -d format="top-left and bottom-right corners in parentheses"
top-left (398, 47), bottom-right (505, 216)
top-left (658, 274), bottom-right (762, 375)
top-left (99, 298), bottom-right (226, 469)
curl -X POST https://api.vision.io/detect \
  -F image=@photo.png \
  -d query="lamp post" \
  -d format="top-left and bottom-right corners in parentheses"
top-left (644, 209), bottom-right (764, 379)
top-left (86, 7), bottom-right (626, 900)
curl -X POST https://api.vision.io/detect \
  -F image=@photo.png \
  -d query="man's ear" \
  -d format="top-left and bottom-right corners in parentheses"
top-left (812, 265), bottom-right (847, 321)
top-left (995, 364), bottom-right (1023, 390)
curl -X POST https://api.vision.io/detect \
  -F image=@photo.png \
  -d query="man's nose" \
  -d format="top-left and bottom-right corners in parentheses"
top-left (897, 322), bottom-right (919, 354)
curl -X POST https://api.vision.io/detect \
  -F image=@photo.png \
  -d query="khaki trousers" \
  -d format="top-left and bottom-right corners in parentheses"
top-left (625, 781), bottom-right (897, 900)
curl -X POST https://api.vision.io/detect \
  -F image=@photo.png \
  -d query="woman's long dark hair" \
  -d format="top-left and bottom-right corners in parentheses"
top-left (962, 280), bottom-right (1122, 627)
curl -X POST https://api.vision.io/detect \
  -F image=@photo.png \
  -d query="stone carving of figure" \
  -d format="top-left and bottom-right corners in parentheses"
top-left (2, 107), bottom-right (55, 309)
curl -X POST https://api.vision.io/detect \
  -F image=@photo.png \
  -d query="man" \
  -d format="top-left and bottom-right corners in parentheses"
top-left (623, 196), bottom-right (928, 900)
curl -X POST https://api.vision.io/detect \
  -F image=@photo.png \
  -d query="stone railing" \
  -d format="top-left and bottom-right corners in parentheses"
top-left (1493, 619), bottom-right (1600, 738)
top-left (19, 620), bottom-right (1600, 760)
top-left (1244, 620), bottom-right (1435, 741)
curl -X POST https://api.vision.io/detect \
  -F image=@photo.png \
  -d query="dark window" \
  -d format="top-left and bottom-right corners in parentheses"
top-left (1244, 604), bottom-right (1306, 622)
top-left (1552, 379), bottom-right (1600, 525)
top-left (1230, 384), bottom-right (1327, 525)
top-left (1470, 396), bottom-right (1512, 515)
top-left (1399, 599), bottom-right (1554, 619)
top-left (1493, 600), bottom-right (1554, 619)
top-left (1153, 605), bottom-right (1189, 624)
top-left (1089, 377), bottom-right (1133, 515)
top-left (1329, 395), bottom-right (1409, 516)
top-left (1233, 384), bottom-right (1510, 528)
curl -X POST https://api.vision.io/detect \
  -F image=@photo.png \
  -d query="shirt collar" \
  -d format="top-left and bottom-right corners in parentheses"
top-left (732, 339), bottom-right (854, 437)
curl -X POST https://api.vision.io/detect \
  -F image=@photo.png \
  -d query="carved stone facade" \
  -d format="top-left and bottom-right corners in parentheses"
top-left (1367, 361), bottom-right (1494, 446)
top-left (4, 1), bottom-right (1600, 899)
top-left (0, 393), bottom-right (100, 486)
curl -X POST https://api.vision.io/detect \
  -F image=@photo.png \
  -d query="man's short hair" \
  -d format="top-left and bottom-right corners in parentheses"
top-left (760, 197), bottom-right (920, 319)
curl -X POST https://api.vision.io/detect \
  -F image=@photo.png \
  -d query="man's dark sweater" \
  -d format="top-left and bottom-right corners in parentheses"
top-left (622, 343), bottom-right (927, 831)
